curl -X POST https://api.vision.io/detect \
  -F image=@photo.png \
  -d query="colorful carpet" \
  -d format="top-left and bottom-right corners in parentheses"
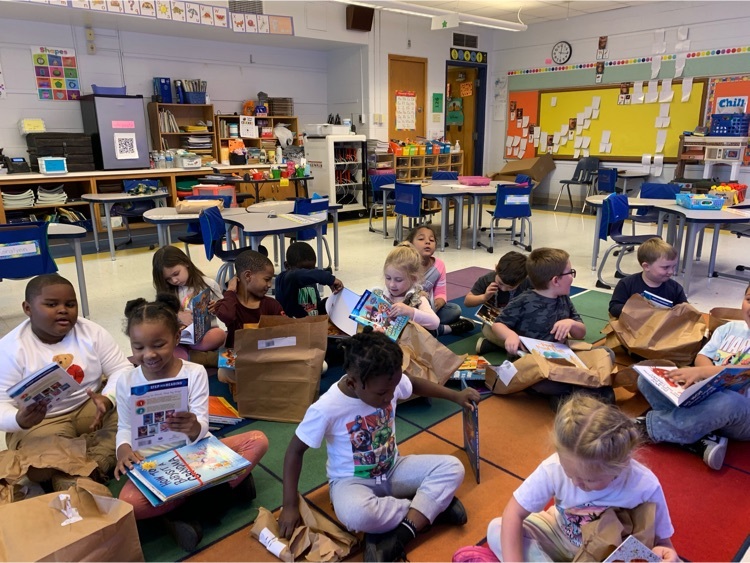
top-left (114, 267), bottom-right (746, 562)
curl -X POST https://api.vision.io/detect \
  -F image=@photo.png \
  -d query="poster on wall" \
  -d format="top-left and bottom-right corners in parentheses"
top-left (31, 46), bottom-right (80, 101)
top-left (446, 97), bottom-right (464, 126)
top-left (395, 90), bottom-right (417, 130)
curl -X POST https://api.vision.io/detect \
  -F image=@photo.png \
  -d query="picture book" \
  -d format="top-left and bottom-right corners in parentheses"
top-left (218, 347), bottom-right (236, 370)
top-left (633, 364), bottom-right (750, 408)
top-left (641, 291), bottom-right (673, 309)
top-left (519, 337), bottom-right (588, 370)
top-left (349, 290), bottom-right (409, 342)
top-left (325, 287), bottom-right (359, 338)
top-left (209, 396), bottom-right (242, 425)
top-left (129, 378), bottom-right (189, 451)
top-left (127, 435), bottom-right (250, 506)
top-left (603, 535), bottom-right (660, 562)
top-left (180, 288), bottom-right (213, 345)
top-left (451, 355), bottom-right (489, 381)
top-left (461, 380), bottom-right (480, 484)
top-left (475, 303), bottom-right (502, 326)
top-left (7, 362), bottom-right (83, 409)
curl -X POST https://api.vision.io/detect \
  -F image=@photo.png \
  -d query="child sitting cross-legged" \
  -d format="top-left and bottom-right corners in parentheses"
top-left (278, 330), bottom-right (480, 562)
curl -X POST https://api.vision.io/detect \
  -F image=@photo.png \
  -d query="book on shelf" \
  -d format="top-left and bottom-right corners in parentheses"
top-left (180, 288), bottom-right (213, 345)
top-left (349, 290), bottom-right (409, 342)
top-left (7, 362), bottom-right (84, 409)
top-left (475, 303), bottom-right (502, 326)
top-left (632, 364), bottom-right (750, 408)
top-left (518, 337), bottom-right (588, 370)
top-left (461, 380), bottom-right (480, 484)
top-left (603, 535), bottom-right (660, 562)
top-left (129, 377), bottom-right (189, 451)
top-left (209, 396), bottom-right (243, 425)
top-left (641, 291), bottom-right (673, 309)
top-left (127, 435), bottom-right (251, 507)
top-left (451, 355), bottom-right (490, 381)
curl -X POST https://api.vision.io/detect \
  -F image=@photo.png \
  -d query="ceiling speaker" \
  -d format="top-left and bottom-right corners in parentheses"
top-left (346, 5), bottom-right (374, 32)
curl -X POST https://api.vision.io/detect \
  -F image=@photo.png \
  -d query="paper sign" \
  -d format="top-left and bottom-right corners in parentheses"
top-left (682, 77), bottom-right (693, 102)
top-left (632, 81), bottom-right (645, 104)
top-left (601, 130), bottom-right (611, 144)
top-left (651, 57), bottom-right (661, 79)
top-left (592, 96), bottom-right (601, 110)
top-left (645, 81), bottom-right (659, 104)
top-left (550, 97), bottom-right (557, 107)
top-left (659, 79), bottom-right (674, 102)
top-left (655, 130), bottom-right (667, 153)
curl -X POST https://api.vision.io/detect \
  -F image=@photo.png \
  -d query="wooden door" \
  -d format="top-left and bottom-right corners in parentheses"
top-left (388, 55), bottom-right (427, 143)
top-left (445, 66), bottom-right (477, 174)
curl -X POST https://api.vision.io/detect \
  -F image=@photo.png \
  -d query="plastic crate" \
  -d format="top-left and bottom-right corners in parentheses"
top-left (675, 193), bottom-right (724, 210)
top-left (709, 113), bottom-right (750, 136)
top-left (91, 84), bottom-right (127, 95)
top-left (183, 92), bottom-right (207, 104)
top-left (192, 184), bottom-right (237, 207)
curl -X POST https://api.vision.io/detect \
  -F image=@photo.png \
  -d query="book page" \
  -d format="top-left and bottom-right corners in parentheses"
top-left (8, 363), bottom-right (83, 409)
top-left (129, 378), bottom-right (189, 451)
top-left (519, 337), bottom-right (588, 370)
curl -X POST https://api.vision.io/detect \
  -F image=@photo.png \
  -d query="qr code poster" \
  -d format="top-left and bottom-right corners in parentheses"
top-left (114, 133), bottom-right (140, 160)
top-left (31, 46), bottom-right (80, 101)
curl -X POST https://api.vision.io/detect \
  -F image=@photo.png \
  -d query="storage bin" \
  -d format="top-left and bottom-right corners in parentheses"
top-left (192, 184), bottom-right (237, 207)
top-left (709, 113), bottom-right (750, 136)
top-left (91, 84), bottom-right (127, 95)
top-left (183, 92), bottom-right (207, 104)
top-left (675, 193), bottom-right (724, 210)
top-left (178, 153), bottom-right (202, 169)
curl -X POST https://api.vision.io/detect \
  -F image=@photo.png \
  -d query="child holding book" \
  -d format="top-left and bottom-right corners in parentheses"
top-left (406, 225), bottom-right (475, 336)
top-left (608, 238), bottom-right (687, 318)
top-left (114, 294), bottom-right (268, 551)
top-left (275, 241), bottom-right (344, 318)
top-left (461, 395), bottom-right (678, 562)
top-left (635, 282), bottom-right (750, 470)
top-left (278, 330), bottom-right (480, 562)
top-left (491, 248), bottom-right (615, 406)
top-left (0, 274), bottom-right (133, 490)
top-left (465, 251), bottom-right (532, 355)
top-left (152, 246), bottom-right (226, 363)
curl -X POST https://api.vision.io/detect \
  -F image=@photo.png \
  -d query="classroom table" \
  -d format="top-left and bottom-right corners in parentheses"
top-left (198, 174), bottom-right (313, 202)
top-left (616, 170), bottom-right (650, 194)
top-left (82, 192), bottom-right (169, 261)
top-left (48, 223), bottom-right (89, 318)
top-left (143, 206), bottom-right (246, 247)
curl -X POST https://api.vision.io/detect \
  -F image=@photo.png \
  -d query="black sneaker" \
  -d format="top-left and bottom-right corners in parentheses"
top-left (164, 516), bottom-right (203, 551)
top-left (363, 531), bottom-right (407, 562)
top-left (475, 337), bottom-right (501, 355)
top-left (683, 434), bottom-right (728, 470)
top-left (434, 496), bottom-right (468, 526)
top-left (448, 318), bottom-right (476, 335)
top-left (633, 416), bottom-right (652, 443)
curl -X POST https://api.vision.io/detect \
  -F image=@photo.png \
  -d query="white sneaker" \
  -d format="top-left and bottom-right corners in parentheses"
top-left (322, 360), bottom-right (328, 375)
top-left (694, 434), bottom-right (728, 470)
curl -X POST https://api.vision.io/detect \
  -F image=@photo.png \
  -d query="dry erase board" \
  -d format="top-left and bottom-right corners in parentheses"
top-left (536, 79), bottom-right (706, 161)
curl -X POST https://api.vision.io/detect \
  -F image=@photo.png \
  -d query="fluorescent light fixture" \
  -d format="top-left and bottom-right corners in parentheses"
top-left (331, 0), bottom-right (528, 32)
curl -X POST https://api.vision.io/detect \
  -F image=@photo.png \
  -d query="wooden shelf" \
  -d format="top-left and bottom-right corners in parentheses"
top-left (214, 114), bottom-right (299, 164)
top-left (147, 102), bottom-right (216, 159)
top-left (393, 151), bottom-right (463, 181)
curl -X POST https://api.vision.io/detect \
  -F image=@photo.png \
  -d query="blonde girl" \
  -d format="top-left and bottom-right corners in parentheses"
top-left (152, 246), bottom-right (225, 361)
top-left (380, 242), bottom-right (439, 331)
top-left (488, 395), bottom-right (678, 562)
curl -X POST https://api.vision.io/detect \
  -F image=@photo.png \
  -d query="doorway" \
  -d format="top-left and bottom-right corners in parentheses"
top-left (388, 54), bottom-right (427, 142)
top-left (444, 61), bottom-right (486, 175)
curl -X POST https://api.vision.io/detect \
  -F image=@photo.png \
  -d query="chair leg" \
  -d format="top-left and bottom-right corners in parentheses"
top-left (596, 243), bottom-right (623, 289)
top-left (554, 184), bottom-right (566, 211)
top-left (115, 217), bottom-right (133, 249)
top-left (183, 243), bottom-right (191, 258)
top-left (566, 185), bottom-right (574, 210)
top-left (323, 237), bottom-right (333, 270)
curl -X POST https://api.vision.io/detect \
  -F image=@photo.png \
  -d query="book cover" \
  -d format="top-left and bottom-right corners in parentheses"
top-left (180, 288), bottom-right (213, 345)
top-left (475, 303), bottom-right (502, 326)
top-left (603, 535), bottom-right (660, 562)
top-left (519, 337), bottom-right (589, 370)
top-left (349, 290), bottom-right (409, 342)
top-left (7, 362), bottom-right (84, 409)
top-left (127, 435), bottom-right (250, 506)
top-left (129, 378), bottom-right (189, 451)
top-left (461, 380), bottom-right (480, 484)
top-left (633, 365), bottom-right (750, 408)
top-left (218, 347), bottom-right (236, 370)
top-left (209, 396), bottom-right (242, 425)
top-left (451, 355), bottom-right (489, 381)
top-left (641, 291), bottom-right (673, 309)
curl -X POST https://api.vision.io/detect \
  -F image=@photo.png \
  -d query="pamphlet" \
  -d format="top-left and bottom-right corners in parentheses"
top-left (519, 336), bottom-right (588, 370)
top-left (633, 364), bottom-right (750, 408)
top-left (129, 377), bottom-right (189, 451)
top-left (180, 288), bottom-right (213, 345)
top-left (461, 380), bottom-right (480, 484)
top-left (603, 535), bottom-right (660, 562)
top-left (7, 362), bottom-right (83, 409)
top-left (349, 290), bottom-right (409, 342)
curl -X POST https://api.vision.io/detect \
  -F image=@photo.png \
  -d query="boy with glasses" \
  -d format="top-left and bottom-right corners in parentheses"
top-left (491, 248), bottom-right (615, 408)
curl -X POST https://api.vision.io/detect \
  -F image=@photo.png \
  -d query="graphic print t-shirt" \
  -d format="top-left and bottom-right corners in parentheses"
top-left (700, 321), bottom-right (750, 367)
top-left (295, 374), bottom-right (413, 480)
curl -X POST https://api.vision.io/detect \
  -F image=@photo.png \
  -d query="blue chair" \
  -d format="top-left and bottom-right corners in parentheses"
top-left (199, 206), bottom-right (249, 289)
top-left (368, 173), bottom-right (396, 235)
top-left (0, 222), bottom-right (57, 280)
top-left (177, 195), bottom-right (234, 258)
top-left (393, 182), bottom-right (426, 244)
top-left (288, 197), bottom-right (332, 269)
top-left (583, 167), bottom-right (618, 214)
top-left (555, 156), bottom-right (599, 211)
top-left (432, 170), bottom-right (458, 180)
top-left (477, 184), bottom-right (533, 254)
top-left (630, 183), bottom-right (681, 233)
top-left (114, 179), bottom-right (161, 249)
top-left (596, 194), bottom-right (659, 289)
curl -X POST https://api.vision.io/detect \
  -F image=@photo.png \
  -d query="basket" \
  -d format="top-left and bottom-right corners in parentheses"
top-left (183, 92), bottom-right (207, 104)
top-left (709, 113), bottom-right (750, 136)
top-left (675, 193), bottom-right (724, 210)
top-left (91, 84), bottom-right (127, 95)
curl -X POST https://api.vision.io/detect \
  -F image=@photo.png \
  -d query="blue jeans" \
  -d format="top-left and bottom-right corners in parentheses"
top-left (435, 302), bottom-right (462, 335)
top-left (638, 376), bottom-right (750, 444)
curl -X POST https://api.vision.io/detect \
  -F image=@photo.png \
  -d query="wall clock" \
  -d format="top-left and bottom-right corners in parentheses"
top-left (551, 40), bottom-right (572, 65)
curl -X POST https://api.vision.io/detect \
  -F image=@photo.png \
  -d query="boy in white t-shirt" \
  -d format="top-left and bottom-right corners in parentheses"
top-left (277, 330), bottom-right (480, 562)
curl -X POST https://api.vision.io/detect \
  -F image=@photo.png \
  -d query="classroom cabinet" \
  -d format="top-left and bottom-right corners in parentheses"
top-left (147, 102), bottom-right (217, 161)
top-left (304, 135), bottom-right (367, 213)
top-left (394, 151), bottom-right (463, 181)
top-left (214, 114), bottom-right (299, 164)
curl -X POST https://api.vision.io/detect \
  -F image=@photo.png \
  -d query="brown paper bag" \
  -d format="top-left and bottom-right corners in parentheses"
top-left (397, 322), bottom-right (466, 386)
top-left (609, 294), bottom-right (707, 366)
top-left (175, 199), bottom-right (224, 213)
top-left (573, 502), bottom-right (657, 562)
top-left (234, 314), bottom-right (328, 423)
top-left (708, 307), bottom-right (744, 338)
top-left (0, 481), bottom-right (144, 562)
top-left (250, 494), bottom-right (358, 562)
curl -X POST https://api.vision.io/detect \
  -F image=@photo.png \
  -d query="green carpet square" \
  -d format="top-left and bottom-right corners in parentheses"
top-left (571, 289), bottom-right (612, 321)
top-left (579, 315), bottom-right (610, 344)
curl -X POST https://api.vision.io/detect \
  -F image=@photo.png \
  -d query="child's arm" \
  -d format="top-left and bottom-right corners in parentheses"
top-left (492, 321), bottom-right (521, 355)
top-left (390, 299), bottom-right (440, 330)
top-left (212, 283), bottom-right (242, 325)
top-left (279, 435), bottom-right (310, 539)
top-left (433, 259), bottom-right (449, 310)
top-left (115, 443), bottom-right (144, 480)
top-left (408, 375), bottom-right (481, 409)
top-left (608, 278), bottom-right (630, 318)
top-left (653, 538), bottom-right (680, 562)
top-left (550, 318), bottom-right (586, 342)
top-left (667, 356), bottom-right (722, 388)
top-left (500, 496), bottom-right (531, 562)
top-left (464, 282), bottom-right (498, 308)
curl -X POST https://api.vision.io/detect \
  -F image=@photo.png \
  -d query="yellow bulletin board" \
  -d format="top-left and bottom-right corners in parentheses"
top-left (537, 79), bottom-right (707, 161)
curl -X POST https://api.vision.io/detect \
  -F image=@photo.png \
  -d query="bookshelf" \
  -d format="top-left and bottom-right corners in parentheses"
top-left (394, 151), bottom-right (463, 181)
top-left (214, 114), bottom-right (299, 163)
top-left (147, 102), bottom-right (216, 161)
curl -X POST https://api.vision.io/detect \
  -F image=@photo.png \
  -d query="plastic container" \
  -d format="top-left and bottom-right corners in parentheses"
top-left (709, 113), bottom-right (750, 136)
top-left (192, 184), bottom-right (237, 207)
top-left (675, 193), bottom-right (725, 210)
top-left (183, 92), bottom-right (207, 104)
top-left (271, 168), bottom-right (281, 179)
top-left (91, 84), bottom-right (127, 95)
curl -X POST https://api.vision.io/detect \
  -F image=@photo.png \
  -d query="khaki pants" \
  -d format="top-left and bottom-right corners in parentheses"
top-left (482, 323), bottom-right (505, 347)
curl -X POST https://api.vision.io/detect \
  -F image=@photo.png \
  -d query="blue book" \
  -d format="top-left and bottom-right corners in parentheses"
top-left (641, 290), bottom-right (673, 309)
top-left (461, 380), bottom-right (480, 484)
top-left (633, 365), bottom-right (750, 408)
top-left (180, 288), bottom-right (213, 345)
top-left (127, 435), bottom-right (250, 506)
top-left (349, 290), bottom-right (409, 342)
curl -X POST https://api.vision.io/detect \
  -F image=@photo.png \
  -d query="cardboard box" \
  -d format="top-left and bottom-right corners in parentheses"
top-left (490, 154), bottom-right (555, 183)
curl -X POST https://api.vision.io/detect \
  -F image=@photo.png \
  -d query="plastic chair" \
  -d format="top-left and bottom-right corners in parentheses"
top-left (199, 206), bottom-right (249, 289)
top-left (554, 157), bottom-right (599, 211)
top-left (596, 194), bottom-right (658, 289)
top-left (630, 183), bottom-right (681, 234)
top-left (393, 182), bottom-right (426, 244)
top-left (368, 174), bottom-right (396, 235)
top-left (287, 197), bottom-right (332, 269)
top-left (432, 171), bottom-right (458, 180)
top-left (177, 194), bottom-right (233, 258)
top-left (114, 179), bottom-right (161, 249)
top-left (477, 184), bottom-right (533, 253)
top-left (0, 222), bottom-right (58, 280)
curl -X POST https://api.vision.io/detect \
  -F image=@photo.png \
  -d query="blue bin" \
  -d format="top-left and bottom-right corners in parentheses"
top-left (91, 84), bottom-right (127, 95)
top-left (183, 92), bottom-right (207, 104)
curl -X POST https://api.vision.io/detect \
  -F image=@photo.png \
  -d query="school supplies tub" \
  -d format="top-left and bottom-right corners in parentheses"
top-left (192, 184), bottom-right (237, 206)
top-left (675, 193), bottom-right (724, 210)
top-left (709, 113), bottom-right (750, 136)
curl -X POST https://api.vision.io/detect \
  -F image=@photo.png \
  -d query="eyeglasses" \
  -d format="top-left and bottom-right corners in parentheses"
top-left (558, 269), bottom-right (577, 279)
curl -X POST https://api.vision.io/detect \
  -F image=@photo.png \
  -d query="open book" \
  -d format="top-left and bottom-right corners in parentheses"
top-left (603, 535), bottom-right (660, 562)
top-left (475, 303), bottom-right (502, 326)
top-left (180, 288), bottom-right (213, 345)
top-left (129, 378), bottom-right (189, 451)
top-left (325, 287), bottom-right (360, 338)
top-left (349, 290), bottom-right (409, 342)
top-left (7, 362), bottom-right (83, 409)
top-left (633, 364), bottom-right (750, 408)
top-left (519, 336), bottom-right (588, 370)
top-left (127, 435), bottom-right (250, 506)
top-left (461, 380), bottom-right (480, 484)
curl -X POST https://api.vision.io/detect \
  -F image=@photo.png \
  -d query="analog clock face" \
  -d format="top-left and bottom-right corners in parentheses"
top-left (552, 41), bottom-right (572, 65)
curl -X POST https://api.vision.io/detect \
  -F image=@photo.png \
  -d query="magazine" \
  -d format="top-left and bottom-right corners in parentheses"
top-left (218, 347), bottom-right (236, 370)
top-left (349, 290), bottom-right (409, 342)
top-left (641, 291), bottom-right (673, 309)
top-left (129, 378), bottom-right (189, 451)
top-left (519, 336), bottom-right (588, 370)
top-left (633, 364), bottom-right (750, 408)
top-left (475, 303), bottom-right (502, 326)
top-left (7, 362), bottom-right (83, 409)
top-left (451, 355), bottom-right (490, 381)
top-left (209, 396), bottom-right (243, 425)
top-left (603, 535), bottom-right (660, 562)
top-left (461, 380), bottom-right (480, 484)
top-left (127, 435), bottom-right (251, 506)
top-left (180, 288), bottom-right (213, 345)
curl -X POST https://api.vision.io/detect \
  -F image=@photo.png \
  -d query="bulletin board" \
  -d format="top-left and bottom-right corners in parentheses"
top-left (506, 90), bottom-right (539, 160)
top-left (536, 79), bottom-right (706, 161)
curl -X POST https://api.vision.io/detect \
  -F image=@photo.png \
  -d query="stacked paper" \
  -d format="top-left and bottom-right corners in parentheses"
top-left (2, 189), bottom-right (35, 209)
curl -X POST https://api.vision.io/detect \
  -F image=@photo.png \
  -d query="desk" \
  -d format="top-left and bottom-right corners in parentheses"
top-left (48, 223), bottom-right (89, 318)
top-left (82, 192), bottom-right (169, 261)
top-left (616, 170), bottom-right (650, 194)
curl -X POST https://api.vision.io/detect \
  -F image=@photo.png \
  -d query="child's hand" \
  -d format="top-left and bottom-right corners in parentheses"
top-left (15, 401), bottom-right (47, 429)
top-left (226, 276), bottom-right (239, 293)
top-left (178, 310), bottom-right (193, 327)
top-left (653, 546), bottom-right (680, 562)
top-left (278, 505), bottom-right (301, 539)
top-left (115, 444), bottom-right (144, 480)
top-left (504, 334), bottom-right (521, 355)
top-left (207, 300), bottom-right (218, 314)
top-left (485, 282), bottom-right (499, 300)
top-left (388, 302), bottom-right (413, 319)
top-left (457, 386), bottom-right (481, 410)
top-left (550, 319), bottom-right (576, 342)
top-left (167, 411), bottom-right (200, 441)
top-left (330, 278), bottom-right (344, 293)
top-left (86, 389), bottom-right (113, 431)
top-left (668, 366), bottom-right (714, 388)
